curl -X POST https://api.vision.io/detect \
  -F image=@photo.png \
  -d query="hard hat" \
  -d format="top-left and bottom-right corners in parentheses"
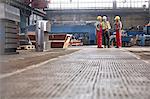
top-left (97, 16), bottom-right (102, 20)
top-left (115, 16), bottom-right (121, 20)
top-left (102, 16), bottom-right (107, 20)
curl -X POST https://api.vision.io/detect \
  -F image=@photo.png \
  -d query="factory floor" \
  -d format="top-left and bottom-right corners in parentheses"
top-left (124, 47), bottom-right (150, 63)
top-left (0, 49), bottom-right (78, 75)
top-left (0, 46), bottom-right (150, 99)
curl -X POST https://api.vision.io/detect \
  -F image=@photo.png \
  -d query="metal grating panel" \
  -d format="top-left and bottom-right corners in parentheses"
top-left (0, 48), bottom-right (150, 99)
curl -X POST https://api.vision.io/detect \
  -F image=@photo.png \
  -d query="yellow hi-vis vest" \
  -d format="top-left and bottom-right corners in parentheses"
top-left (102, 21), bottom-right (111, 30)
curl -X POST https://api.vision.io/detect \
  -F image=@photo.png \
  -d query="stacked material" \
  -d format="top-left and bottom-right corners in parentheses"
top-left (0, 3), bottom-right (20, 54)
top-left (49, 34), bottom-right (72, 48)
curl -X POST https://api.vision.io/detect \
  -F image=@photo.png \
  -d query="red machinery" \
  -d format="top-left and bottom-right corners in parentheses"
top-left (31, 0), bottom-right (48, 9)
top-left (21, 0), bottom-right (50, 8)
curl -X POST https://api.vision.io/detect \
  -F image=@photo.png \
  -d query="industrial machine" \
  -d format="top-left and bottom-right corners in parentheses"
top-left (111, 25), bottom-right (150, 47)
top-left (24, 20), bottom-right (51, 51)
top-left (122, 30), bottom-right (144, 47)
top-left (36, 20), bottom-right (51, 52)
top-left (122, 25), bottom-right (150, 47)
top-left (143, 25), bottom-right (150, 35)
top-left (0, 3), bottom-right (20, 54)
top-left (137, 26), bottom-right (150, 46)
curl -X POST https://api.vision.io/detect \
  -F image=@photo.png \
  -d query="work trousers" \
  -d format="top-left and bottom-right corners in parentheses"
top-left (103, 30), bottom-right (110, 48)
top-left (96, 29), bottom-right (102, 48)
top-left (116, 30), bottom-right (122, 48)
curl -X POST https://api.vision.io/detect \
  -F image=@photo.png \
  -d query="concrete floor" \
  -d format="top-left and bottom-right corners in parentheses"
top-left (0, 49), bottom-right (78, 74)
top-left (0, 47), bottom-right (150, 99)
top-left (123, 47), bottom-right (150, 63)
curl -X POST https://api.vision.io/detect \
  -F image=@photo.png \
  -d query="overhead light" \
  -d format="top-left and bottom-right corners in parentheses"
top-left (123, 0), bottom-right (126, 3)
top-left (70, 0), bottom-right (72, 3)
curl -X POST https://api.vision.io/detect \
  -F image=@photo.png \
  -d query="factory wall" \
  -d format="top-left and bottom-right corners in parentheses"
top-left (48, 10), bottom-right (148, 45)
top-left (50, 13), bottom-right (148, 29)
top-left (121, 14), bottom-right (148, 29)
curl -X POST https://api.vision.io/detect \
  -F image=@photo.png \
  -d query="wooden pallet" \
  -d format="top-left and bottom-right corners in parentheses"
top-left (17, 45), bottom-right (35, 50)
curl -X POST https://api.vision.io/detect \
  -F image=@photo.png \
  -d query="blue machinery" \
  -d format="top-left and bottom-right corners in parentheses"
top-left (122, 26), bottom-right (150, 46)
top-left (141, 26), bottom-right (150, 46)
top-left (51, 24), bottom-right (150, 46)
top-left (51, 24), bottom-right (96, 45)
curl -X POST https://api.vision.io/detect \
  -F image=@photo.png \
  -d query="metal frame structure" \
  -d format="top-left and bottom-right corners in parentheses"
top-left (1, 0), bottom-right (46, 17)
top-left (47, 0), bottom-right (149, 9)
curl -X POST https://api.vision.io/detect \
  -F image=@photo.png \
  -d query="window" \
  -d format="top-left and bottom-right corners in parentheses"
top-left (48, 0), bottom-right (149, 9)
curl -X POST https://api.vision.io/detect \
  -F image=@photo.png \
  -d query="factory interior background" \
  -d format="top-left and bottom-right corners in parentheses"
top-left (0, 0), bottom-right (150, 99)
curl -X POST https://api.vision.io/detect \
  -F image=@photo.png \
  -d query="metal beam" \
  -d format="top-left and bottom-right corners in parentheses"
top-left (46, 8), bottom-right (149, 15)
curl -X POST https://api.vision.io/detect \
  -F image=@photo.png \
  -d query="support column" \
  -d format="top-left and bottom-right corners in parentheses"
top-left (36, 21), bottom-right (44, 52)
top-left (148, 0), bottom-right (150, 22)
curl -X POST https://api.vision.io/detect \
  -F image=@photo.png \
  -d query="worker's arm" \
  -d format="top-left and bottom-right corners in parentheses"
top-left (119, 21), bottom-right (123, 30)
top-left (95, 22), bottom-right (100, 31)
top-left (96, 25), bottom-right (100, 31)
top-left (107, 21), bottom-right (111, 30)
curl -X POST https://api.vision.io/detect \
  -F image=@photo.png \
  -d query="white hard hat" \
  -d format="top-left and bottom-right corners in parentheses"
top-left (103, 16), bottom-right (107, 20)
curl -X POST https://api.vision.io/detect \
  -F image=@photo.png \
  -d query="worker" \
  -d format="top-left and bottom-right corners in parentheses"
top-left (95, 16), bottom-right (103, 48)
top-left (102, 16), bottom-right (111, 48)
top-left (114, 16), bottom-right (122, 48)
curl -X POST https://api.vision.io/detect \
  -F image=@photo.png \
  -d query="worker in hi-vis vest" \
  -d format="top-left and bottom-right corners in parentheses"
top-left (102, 16), bottom-right (111, 48)
top-left (95, 16), bottom-right (103, 48)
top-left (114, 16), bottom-right (122, 48)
